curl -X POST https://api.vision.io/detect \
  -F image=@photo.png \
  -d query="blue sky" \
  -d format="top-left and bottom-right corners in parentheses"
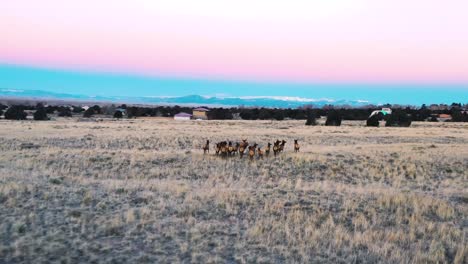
top-left (0, 64), bottom-right (467, 105)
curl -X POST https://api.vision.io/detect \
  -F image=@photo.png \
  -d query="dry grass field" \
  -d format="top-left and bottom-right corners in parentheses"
top-left (0, 118), bottom-right (467, 263)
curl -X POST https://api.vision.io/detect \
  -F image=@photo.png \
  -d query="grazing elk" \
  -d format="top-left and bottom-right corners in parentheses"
top-left (294, 139), bottom-right (300, 152)
top-left (202, 140), bottom-right (210, 154)
top-left (265, 143), bottom-right (271, 157)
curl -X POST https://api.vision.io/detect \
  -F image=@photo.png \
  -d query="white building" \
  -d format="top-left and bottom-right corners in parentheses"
top-left (174, 112), bottom-right (192, 120)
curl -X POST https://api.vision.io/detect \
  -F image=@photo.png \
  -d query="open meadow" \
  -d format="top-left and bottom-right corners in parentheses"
top-left (0, 118), bottom-right (467, 263)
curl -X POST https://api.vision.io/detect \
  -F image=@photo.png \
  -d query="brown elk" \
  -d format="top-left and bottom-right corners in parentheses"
top-left (202, 140), bottom-right (210, 154)
top-left (294, 139), bottom-right (300, 152)
top-left (239, 139), bottom-right (248, 158)
top-left (228, 141), bottom-right (235, 155)
top-left (279, 140), bottom-right (286, 152)
top-left (273, 140), bottom-right (281, 156)
top-left (248, 143), bottom-right (258, 161)
top-left (257, 147), bottom-right (264, 159)
top-left (215, 142), bottom-right (221, 155)
top-left (265, 143), bottom-right (271, 157)
top-left (216, 141), bottom-right (228, 157)
top-left (233, 142), bottom-right (240, 154)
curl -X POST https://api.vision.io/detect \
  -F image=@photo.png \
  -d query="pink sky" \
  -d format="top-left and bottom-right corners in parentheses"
top-left (1, 0), bottom-right (468, 83)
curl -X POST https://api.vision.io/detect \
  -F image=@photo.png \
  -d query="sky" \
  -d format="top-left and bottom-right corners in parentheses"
top-left (1, 0), bottom-right (467, 104)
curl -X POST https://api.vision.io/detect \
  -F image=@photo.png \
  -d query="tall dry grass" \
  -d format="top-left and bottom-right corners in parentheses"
top-left (0, 118), bottom-right (466, 263)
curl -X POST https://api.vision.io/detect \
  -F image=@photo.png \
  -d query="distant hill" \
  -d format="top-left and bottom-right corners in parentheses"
top-left (0, 88), bottom-right (372, 108)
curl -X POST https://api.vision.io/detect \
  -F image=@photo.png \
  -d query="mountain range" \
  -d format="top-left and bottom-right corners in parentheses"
top-left (0, 88), bottom-right (373, 108)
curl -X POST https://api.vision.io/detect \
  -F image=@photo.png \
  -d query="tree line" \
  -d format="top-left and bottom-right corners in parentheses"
top-left (0, 102), bottom-right (467, 125)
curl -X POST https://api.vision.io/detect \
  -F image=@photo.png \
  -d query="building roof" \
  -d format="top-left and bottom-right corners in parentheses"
top-left (193, 107), bottom-right (210, 112)
top-left (438, 114), bottom-right (451, 118)
top-left (174, 112), bottom-right (192, 117)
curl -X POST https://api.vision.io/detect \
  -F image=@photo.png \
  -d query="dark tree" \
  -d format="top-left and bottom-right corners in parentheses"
top-left (4, 105), bottom-right (27, 120)
top-left (58, 108), bottom-right (73, 117)
top-left (208, 108), bottom-right (233, 120)
top-left (258, 108), bottom-right (272, 120)
top-left (366, 114), bottom-right (380, 127)
top-left (113, 111), bottom-right (123, 118)
top-left (33, 106), bottom-right (49, 120)
top-left (325, 110), bottom-right (342, 126)
top-left (83, 108), bottom-right (95, 118)
top-left (72, 106), bottom-right (84, 113)
top-left (0, 109), bottom-right (3, 117)
top-left (385, 110), bottom-right (412, 127)
top-left (92, 105), bottom-right (101, 114)
top-left (451, 111), bottom-right (468, 122)
top-left (294, 110), bottom-right (307, 120)
top-left (273, 110), bottom-right (284, 120)
top-left (305, 112), bottom-right (317, 126)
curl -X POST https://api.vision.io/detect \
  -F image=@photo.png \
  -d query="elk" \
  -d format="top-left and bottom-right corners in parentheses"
top-left (294, 139), bottom-right (300, 152)
top-left (202, 140), bottom-right (210, 154)
top-left (228, 141), bottom-right (235, 155)
top-left (233, 142), bottom-right (240, 154)
top-left (257, 147), bottom-right (264, 159)
top-left (239, 139), bottom-right (248, 158)
top-left (279, 140), bottom-right (286, 152)
top-left (273, 140), bottom-right (280, 156)
top-left (215, 142), bottom-right (221, 155)
top-left (220, 142), bottom-right (228, 157)
top-left (248, 143), bottom-right (258, 161)
top-left (265, 143), bottom-right (271, 157)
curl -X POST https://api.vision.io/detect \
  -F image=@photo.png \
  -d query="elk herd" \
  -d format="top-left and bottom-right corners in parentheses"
top-left (202, 139), bottom-right (300, 160)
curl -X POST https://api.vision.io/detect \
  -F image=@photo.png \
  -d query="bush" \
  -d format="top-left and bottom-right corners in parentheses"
top-left (325, 110), bottom-right (342, 126)
top-left (33, 107), bottom-right (49, 121)
top-left (113, 111), bottom-right (123, 118)
top-left (83, 108), bottom-right (95, 118)
top-left (0, 109), bottom-right (3, 117)
top-left (4, 105), bottom-right (27, 120)
top-left (385, 110), bottom-right (412, 127)
top-left (58, 108), bottom-right (73, 117)
top-left (366, 115), bottom-right (380, 127)
top-left (366, 112), bottom-right (384, 127)
top-left (305, 112), bottom-right (317, 126)
top-left (72, 106), bottom-right (84, 113)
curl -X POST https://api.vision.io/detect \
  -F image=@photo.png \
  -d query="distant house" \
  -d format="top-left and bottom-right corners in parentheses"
top-left (192, 107), bottom-right (210, 120)
top-left (174, 112), bottom-right (192, 121)
top-left (438, 114), bottom-right (452, 122)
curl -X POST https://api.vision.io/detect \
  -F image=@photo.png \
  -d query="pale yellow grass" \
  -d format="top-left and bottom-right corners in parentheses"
top-left (0, 118), bottom-right (466, 263)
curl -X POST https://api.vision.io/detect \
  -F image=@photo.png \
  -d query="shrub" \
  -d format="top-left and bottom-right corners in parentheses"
top-left (33, 106), bottom-right (49, 121)
top-left (4, 105), bottom-right (27, 120)
top-left (72, 106), bottom-right (84, 113)
top-left (305, 112), bottom-right (317, 126)
top-left (0, 109), bottom-right (3, 117)
top-left (113, 111), bottom-right (123, 118)
top-left (385, 110), bottom-right (412, 127)
top-left (58, 108), bottom-right (73, 117)
top-left (83, 108), bottom-right (95, 118)
top-left (366, 115), bottom-right (380, 127)
top-left (366, 112), bottom-right (384, 127)
top-left (325, 110), bottom-right (342, 126)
